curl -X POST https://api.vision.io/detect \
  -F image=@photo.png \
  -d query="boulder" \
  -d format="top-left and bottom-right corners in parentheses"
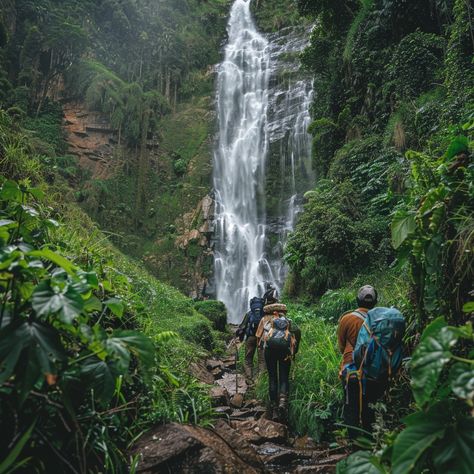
top-left (210, 386), bottom-right (229, 406)
top-left (230, 418), bottom-right (287, 445)
top-left (212, 420), bottom-right (263, 469)
top-left (216, 372), bottom-right (247, 396)
top-left (131, 422), bottom-right (263, 473)
top-left (189, 360), bottom-right (214, 385)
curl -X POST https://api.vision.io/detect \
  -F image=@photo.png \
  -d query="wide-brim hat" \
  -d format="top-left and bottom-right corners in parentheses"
top-left (264, 303), bottom-right (287, 314)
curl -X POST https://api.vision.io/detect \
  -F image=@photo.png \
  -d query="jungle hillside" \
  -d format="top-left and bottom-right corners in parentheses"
top-left (0, 0), bottom-right (473, 473)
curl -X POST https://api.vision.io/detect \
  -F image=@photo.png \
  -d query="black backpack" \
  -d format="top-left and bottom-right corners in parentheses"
top-left (246, 297), bottom-right (265, 337)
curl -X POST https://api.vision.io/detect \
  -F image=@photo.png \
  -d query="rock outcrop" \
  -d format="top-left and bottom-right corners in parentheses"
top-left (131, 422), bottom-right (263, 473)
top-left (63, 103), bottom-right (119, 180)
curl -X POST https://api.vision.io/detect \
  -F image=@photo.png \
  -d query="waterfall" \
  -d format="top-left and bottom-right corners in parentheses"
top-left (214, 0), bottom-right (313, 323)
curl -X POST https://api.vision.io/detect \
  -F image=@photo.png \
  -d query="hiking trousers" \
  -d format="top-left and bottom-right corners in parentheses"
top-left (342, 377), bottom-right (388, 438)
top-left (245, 336), bottom-right (265, 378)
top-left (264, 347), bottom-right (291, 402)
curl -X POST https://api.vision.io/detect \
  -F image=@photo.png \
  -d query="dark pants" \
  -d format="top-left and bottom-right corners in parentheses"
top-left (342, 377), bottom-right (388, 438)
top-left (244, 336), bottom-right (265, 378)
top-left (264, 347), bottom-right (291, 402)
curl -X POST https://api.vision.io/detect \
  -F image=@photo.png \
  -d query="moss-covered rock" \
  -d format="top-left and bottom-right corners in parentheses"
top-left (194, 300), bottom-right (228, 332)
top-left (178, 317), bottom-right (215, 351)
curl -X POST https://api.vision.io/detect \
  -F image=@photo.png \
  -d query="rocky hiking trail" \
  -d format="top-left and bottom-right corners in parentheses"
top-left (132, 340), bottom-right (349, 473)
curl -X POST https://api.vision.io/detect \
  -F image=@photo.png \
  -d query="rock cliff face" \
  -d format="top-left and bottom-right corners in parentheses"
top-left (63, 97), bottom-right (215, 299)
top-left (63, 103), bottom-right (118, 180)
top-left (148, 194), bottom-right (215, 299)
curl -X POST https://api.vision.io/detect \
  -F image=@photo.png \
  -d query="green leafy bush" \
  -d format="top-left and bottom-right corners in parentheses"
top-left (387, 31), bottom-right (445, 100)
top-left (0, 179), bottom-right (154, 472)
top-left (194, 299), bottom-right (227, 331)
top-left (286, 179), bottom-right (389, 297)
top-left (391, 124), bottom-right (473, 321)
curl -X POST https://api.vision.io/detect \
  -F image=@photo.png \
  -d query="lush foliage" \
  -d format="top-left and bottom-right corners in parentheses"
top-left (392, 123), bottom-right (473, 322)
top-left (0, 178), bottom-right (154, 472)
top-left (292, 0), bottom-right (474, 469)
top-left (0, 116), bottom-right (221, 472)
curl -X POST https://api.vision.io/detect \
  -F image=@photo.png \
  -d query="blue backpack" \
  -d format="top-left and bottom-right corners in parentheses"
top-left (246, 297), bottom-right (265, 337)
top-left (353, 307), bottom-right (405, 381)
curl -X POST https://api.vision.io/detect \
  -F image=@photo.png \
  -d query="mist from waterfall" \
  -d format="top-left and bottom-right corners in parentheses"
top-left (214, 0), bottom-right (313, 323)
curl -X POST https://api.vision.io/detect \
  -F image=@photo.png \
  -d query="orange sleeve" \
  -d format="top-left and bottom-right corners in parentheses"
top-left (337, 315), bottom-right (348, 354)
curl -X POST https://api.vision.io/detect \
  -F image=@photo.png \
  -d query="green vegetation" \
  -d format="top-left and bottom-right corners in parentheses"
top-left (0, 0), bottom-right (229, 292)
top-left (0, 111), bottom-right (221, 472)
top-left (251, 0), bottom-right (307, 32)
top-left (194, 300), bottom-right (228, 332)
top-left (289, 0), bottom-right (474, 470)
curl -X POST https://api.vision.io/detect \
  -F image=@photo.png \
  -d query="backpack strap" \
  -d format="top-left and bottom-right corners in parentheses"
top-left (352, 310), bottom-right (368, 322)
top-left (339, 310), bottom-right (367, 325)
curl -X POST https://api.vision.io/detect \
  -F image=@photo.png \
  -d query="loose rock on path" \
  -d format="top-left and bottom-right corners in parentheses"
top-left (132, 342), bottom-right (348, 473)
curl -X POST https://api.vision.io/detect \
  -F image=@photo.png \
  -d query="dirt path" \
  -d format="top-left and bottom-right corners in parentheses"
top-left (132, 342), bottom-right (348, 473)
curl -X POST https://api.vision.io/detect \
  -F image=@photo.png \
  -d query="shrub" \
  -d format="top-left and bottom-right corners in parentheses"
top-left (178, 317), bottom-right (215, 352)
top-left (194, 300), bottom-right (227, 331)
top-left (285, 180), bottom-right (388, 297)
top-left (387, 31), bottom-right (445, 100)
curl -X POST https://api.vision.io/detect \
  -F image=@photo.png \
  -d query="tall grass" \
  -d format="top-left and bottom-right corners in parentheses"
top-left (289, 306), bottom-right (340, 440)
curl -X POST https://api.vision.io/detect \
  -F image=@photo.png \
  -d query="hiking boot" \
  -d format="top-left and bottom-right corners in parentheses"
top-left (278, 395), bottom-right (288, 424)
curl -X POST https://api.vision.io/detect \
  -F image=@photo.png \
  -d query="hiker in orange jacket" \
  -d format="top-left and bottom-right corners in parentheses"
top-left (337, 285), bottom-right (387, 438)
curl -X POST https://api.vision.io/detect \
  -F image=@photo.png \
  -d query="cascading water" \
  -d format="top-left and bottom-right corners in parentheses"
top-left (214, 0), bottom-right (313, 323)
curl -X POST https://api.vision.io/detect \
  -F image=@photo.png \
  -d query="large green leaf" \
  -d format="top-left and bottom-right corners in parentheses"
top-left (80, 357), bottom-right (117, 402)
top-left (104, 297), bottom-right (125, 318)
top-left (83, 295), bottom-right (102, 313)
top-left (28, 249), bottom-right (77, 274)
top-left (0, 181), bottom-right (22, 202)
top-left (103, 338), bottom-right (131, 373)
top-left (432, 418), bottom-right (474, 474)
top-left (109, 330), bottom-right (154, 370)
top-left (0, 323), bottom-right (25, 383)
top-left (337, 450), bottom-right (387, 474)
top-left (411, 318), bottom-right (458, 407)
top-left (32, 280), bottom-right (84, 324)
top-left (392, 405), bottom-right (448, 474)
top-left (462, 301), bottom-right (474, 313)
top-left (450, 363), bottom-right (474, 405)
top-left (391, 212), bottom-right (416, 249)
top-left (445, 134), bottom-right (469, 160)
top-left (0, 321), bottom-right (65, 387)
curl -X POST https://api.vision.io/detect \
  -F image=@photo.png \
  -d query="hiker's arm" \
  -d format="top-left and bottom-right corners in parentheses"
top-left (255, 316), bottom-right (267, 341)
top-left (337, 317), bottom-right (347, 354)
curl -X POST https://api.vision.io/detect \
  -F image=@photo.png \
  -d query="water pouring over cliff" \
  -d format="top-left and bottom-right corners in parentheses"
top-left (214, 0), bottom-right (313, 323)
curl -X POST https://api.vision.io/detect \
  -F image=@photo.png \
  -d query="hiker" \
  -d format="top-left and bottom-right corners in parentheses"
top-left (338, 285), bottom-right (405, 438)
top-left (236, 297), bottom-right (266, 379)
top-left (256, 302), bottom-right (301, 423)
